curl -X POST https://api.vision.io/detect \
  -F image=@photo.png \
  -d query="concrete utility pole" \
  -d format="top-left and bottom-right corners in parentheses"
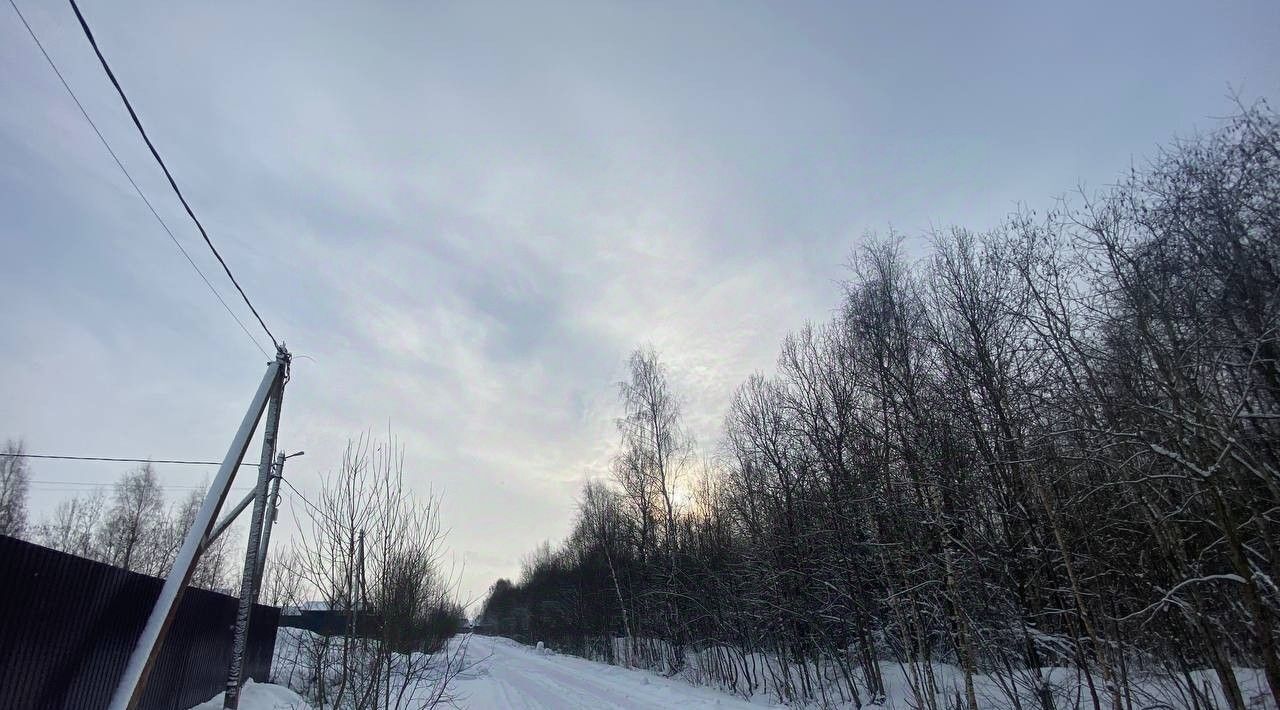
top-left (224, 347), bottom-right (290, 709)
top-left (109, 352), bottom-right (287, 710)
top-left (252, 449), bottom-right (301, 601)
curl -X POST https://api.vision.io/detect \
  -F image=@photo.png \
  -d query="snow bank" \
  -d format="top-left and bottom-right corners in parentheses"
top-left (585, 635), bottom-right (1276, 709)
top-left (186, 679), bottom-right (312, 710)
top-left (268, 626), bottom-right (472, 707)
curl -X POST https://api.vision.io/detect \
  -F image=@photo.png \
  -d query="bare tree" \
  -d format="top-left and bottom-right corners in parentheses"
top-left (617, 346), bottom-right (694, 557)
top-left (96, 464), bottom-right (167, 574)
top-left (168, 486), bottom-right (238, 591)
top-left (615, 346), bottom-right (694, 671)
top-left (36, 490), bottom-right (105, 555)
top-left (0, 439), bottom-right (30, 537)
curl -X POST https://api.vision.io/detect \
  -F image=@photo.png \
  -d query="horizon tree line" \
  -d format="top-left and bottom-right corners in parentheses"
top-left (0, 442), bottom-right (239, 589)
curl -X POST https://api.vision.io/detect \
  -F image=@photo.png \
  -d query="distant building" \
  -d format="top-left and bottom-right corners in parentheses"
top-left (279, 600), bottom-right (381, 637)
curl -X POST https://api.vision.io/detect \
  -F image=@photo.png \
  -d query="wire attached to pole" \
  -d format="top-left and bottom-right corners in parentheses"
top-left (0, 452), bottom-right (257, 467)
top-left (67, 0), bottom-right (281, 350)
top-left (7, 0), bottom-right (269, 358)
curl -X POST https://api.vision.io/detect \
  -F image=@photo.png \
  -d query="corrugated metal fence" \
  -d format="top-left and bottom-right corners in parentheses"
top-left (0, 534), bottom-right (279, 710)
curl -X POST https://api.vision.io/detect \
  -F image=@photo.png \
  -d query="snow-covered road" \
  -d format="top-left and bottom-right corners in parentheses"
top-left (453, 635), bottom-right (764, 709)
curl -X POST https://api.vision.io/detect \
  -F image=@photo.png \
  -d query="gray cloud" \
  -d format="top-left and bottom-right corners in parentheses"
top-left (2, 0), bottom-right (1276, 602)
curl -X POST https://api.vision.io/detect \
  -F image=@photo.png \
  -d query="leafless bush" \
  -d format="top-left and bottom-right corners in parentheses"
top-left (284, 434), bottom-right (466, 709)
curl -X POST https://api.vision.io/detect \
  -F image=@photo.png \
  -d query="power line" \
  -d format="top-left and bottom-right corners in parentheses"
top-left (6, 0), bottom-right (268, 358)
top-left (28, 479), bottom-right (253, 491)
top-left (280, 478), bottom-right (322, 517)
top-left (280, 478), bottom-right (345, 530)
top-left (66, 0), bottom-right (280, 350)
top-left (0, 452), bottom-right (256, 467)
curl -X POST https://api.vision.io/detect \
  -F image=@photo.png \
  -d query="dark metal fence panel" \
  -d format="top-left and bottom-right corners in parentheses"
top-left (0, 535), bottom-right (279, 710)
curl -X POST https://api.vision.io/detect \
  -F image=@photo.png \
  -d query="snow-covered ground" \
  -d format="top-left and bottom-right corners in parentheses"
top-left (450, 638), bottom-right (1273, 709)
top-left (451, 635), bottom-right (770, 709)
top-left (254, 630), bottom-right (767, 709)
top-left (188, 679), bottom-right (312, 710)
top-left (190, 632), bottom-right (1273, 708)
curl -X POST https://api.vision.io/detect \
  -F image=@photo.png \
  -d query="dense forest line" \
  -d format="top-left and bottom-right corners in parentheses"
top-left (481, 105), bottom-right (1280, 709)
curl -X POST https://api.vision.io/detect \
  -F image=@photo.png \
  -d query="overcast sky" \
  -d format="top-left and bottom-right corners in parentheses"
top-left (1, 1), bottom-right (1276, 607)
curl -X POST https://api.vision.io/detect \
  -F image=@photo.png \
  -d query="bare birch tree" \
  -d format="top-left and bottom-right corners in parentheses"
top-left (0, 439), bottom-right (30, 537)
